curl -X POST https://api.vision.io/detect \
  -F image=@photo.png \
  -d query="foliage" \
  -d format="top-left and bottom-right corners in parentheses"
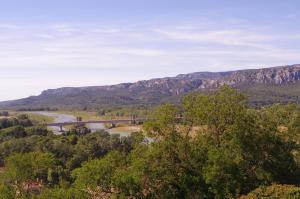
top-left (0, 183), bottom-right (14, 199)
top-left (0, 87), bottom-right (300, 198)
top-left (72, 151), bottom-right (128, 191)
top-left (0, 118), bottom-right (18, 130)
top-left (3, 152), bottom-right (56, 183)
top-left (241, 184), bottom-right (300, 199)
top-left (37, 187), bottom-right (86, 199)
top-left (0, 111), bottom-right (9, 117)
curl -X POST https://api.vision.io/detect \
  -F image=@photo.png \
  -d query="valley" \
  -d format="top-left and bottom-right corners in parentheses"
top-left (28, 111), bottom-right (141, 136)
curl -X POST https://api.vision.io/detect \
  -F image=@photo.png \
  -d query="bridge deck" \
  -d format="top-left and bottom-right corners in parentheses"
top-left (47, 119), bottom-right (145, 127)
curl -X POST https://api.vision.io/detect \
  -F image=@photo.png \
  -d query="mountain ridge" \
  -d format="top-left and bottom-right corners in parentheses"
top-left (2, 64), bottom-right (300, 109)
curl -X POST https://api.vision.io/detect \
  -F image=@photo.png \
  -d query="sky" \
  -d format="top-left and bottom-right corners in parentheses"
top-left (1, 0), bottom-right (300, 101)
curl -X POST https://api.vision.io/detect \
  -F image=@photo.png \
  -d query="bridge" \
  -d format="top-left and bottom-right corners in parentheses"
top-left (46, 118), bottom-right (146, 132)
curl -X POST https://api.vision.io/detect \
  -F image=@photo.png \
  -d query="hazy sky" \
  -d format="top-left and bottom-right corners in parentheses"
top-left (1, 0), bottom-right (300, 101)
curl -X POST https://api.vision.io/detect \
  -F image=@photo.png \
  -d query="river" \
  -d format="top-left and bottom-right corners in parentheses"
top-left (35, 112), bottom-right (130, 136)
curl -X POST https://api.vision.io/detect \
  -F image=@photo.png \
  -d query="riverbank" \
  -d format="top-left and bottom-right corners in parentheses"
top-left (109, 125), bottom-right (143, 133)
top-left (57, 111), bottom-right (132, 121)
top-left (26, 112), bottom-right (55, 123)
top-left (58, 111), bottom-right (142, 133)
top-left (26, 111), bottom-right (143, 135)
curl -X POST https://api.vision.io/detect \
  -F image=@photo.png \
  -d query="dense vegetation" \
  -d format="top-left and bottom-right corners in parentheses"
top-left (237, 82), bottom-right (300, 107)
top-left (1, 87), bottom-right (300, 198)
top-left (97, 106), bottom-right (152, 118)
top-left (0, 111), bottom-right (9, 117)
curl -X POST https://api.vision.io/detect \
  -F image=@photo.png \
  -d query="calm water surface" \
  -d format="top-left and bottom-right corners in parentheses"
top-left (35, 112), bottom-right (130, 136)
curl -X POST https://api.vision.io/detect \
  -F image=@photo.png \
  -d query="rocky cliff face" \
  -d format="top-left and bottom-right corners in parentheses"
top-left (123, 64), bottom-right (300, 95)
top-left (40, 64), bottom-right (300, 96)
top-left (222, 65), bottom-right (300, 85)
top-left (2, 64), bottom-right (300, 109)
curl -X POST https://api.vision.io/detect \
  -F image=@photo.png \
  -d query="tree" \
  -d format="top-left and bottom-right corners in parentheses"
top-left (4, 152), bottom-right (56, 183)
top-left (37, 187), bottom-right (86, 199)
top-left (182, 86), bottom-right (246, 146)
top-left (143, 103), bottom-right (179, 138)
top-left (0, 183), bottom-right (14, 199)
top-left (72, 151), bottom-right (128, 192)
top-left (242, 184), bottom-right (300, 199)
top-left (0, 111), bottom-right (9, 117)
top-left (17, 114), bottom-right (33, 127)
top-left (0, 126), bottom-right (26, 139)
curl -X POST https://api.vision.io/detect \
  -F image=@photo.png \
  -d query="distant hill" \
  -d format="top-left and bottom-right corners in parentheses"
top-left (1, 64), bottom-right (300, 110)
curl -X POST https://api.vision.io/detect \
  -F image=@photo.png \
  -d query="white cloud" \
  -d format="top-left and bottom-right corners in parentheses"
top-left (0, 23), bottom-right (20, 29)
top-left (0, 21), bottom-right (300, 100)
top-left (0, 23), bottom-right (299, 69)
top-left (154, 28), bottom-right (277, 49)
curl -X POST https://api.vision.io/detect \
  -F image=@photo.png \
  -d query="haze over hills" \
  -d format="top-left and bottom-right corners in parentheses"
top-left (1, 64), bottom-right (300, 110)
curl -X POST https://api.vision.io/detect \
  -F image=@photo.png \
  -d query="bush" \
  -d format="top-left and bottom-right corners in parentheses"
top-left (241, 184), bottom-right (300, 199)
top-left (0, 126), bottom-right (26, 139)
